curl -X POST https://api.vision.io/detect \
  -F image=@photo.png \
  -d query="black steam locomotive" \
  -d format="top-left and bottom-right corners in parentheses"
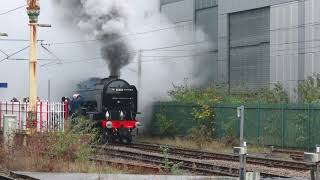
top-left (69, 76), bottom-right (141, 144)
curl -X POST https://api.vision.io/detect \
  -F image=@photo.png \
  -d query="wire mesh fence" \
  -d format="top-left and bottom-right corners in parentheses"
top-left (151, 102), bottom-right (320, 150)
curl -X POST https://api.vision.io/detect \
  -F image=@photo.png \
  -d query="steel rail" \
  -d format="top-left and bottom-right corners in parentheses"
top-left (0, 175), bottom-right (14, 180)
top-left (115, 143), bottom-right (311, 171)
top-left (93, 145), bottom-right (291, 178)
top-left (90, 156), bottom-right (160, 173)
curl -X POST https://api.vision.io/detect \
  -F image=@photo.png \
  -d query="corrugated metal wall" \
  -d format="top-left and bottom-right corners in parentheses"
top-left (160, 0), bottom-right (184, 6)
top-left (270, 1), bottom-right (299, 99)
top-left (161, 0), bottom-right (193, 23)
top-left (160, 0), bottom-right (194, 42)
top-left (159, 0), bottom-right (320, 96)
top-left (195, 0), bottom-right (219, 83)
top-left (304, 0), bottom-right (320, 77)
top-left (195, 0), bottom-right (218, 9)
top-left (229, 7), bottom-right (270, 90)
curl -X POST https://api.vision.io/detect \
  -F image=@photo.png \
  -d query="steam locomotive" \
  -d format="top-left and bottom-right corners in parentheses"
top-left (68, 76), bottom-right (141, 144)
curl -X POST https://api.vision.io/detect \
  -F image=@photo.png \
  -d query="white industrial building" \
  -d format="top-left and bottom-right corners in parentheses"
top-left (160, 0), bottom-right (320, 98)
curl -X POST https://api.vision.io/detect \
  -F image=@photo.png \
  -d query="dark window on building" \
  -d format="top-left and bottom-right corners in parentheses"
top-left (229, 7), bottom-right (270, 91)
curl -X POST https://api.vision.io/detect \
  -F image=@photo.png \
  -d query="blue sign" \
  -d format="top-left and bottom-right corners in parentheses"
top-left (0, 83), bottom-right (8, 88)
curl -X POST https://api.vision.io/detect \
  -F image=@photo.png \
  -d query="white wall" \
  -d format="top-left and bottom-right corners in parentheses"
top-left (270, 1), bottom-right (299, 98)
top-left (304, 0), bottom-right (320, 77)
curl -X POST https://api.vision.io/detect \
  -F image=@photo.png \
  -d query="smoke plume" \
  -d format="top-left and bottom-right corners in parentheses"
top-left (54, 0), bottom-right (133, 76)
top-left (52, 0), bottom-right (210, 131)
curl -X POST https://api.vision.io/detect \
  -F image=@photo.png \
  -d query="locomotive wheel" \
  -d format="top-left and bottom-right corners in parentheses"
top-left (126, 134), bottom-right (132, 144)
top-left (119, 128), bottom-right (132, 144)
top-left (100, 128), bottom-right (112, 145)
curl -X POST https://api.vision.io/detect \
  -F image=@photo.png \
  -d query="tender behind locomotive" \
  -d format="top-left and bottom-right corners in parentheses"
top-left (71, 76), bottom-right (141, 144)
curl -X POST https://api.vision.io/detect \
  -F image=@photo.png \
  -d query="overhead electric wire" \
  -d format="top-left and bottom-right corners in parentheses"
top-left (40, 44), bottom-right (320, 68)
top-left (43, 18), bottom-right (320, 47)
top-left (40, 57), bottom-right (103, 67)
top-left (40, 49), bottom-right (217, 68)
top-left (40, 43), bottom-right (63, 64)
top-left (0, 38), bottom-right (44, 42)
top-left (0, 49), bottom-right (9, 57)
top-left (45, 23), bottom-right (191, 46)
top-left (5, 13), bottom-right (320, 67)
top-left (6, 58), bottom-right (53, 61)
top-left (2, 20), bottom-right (320, 55)
top-left (25, 37), bottom-right (320, 67)
top-left (0, 4), bottom-right (26, 16)
top-left (0, 46), bottom-right (29, 63)
top-left (141, 41), bottom-right (209, 51)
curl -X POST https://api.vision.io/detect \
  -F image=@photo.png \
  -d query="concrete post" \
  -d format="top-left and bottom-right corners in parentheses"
top-left (3, 114), bottom-right (17, 148)
top-left (304, 150), bottom-right (320, 180)
top-left (316, 163), bottom-right (319, 180)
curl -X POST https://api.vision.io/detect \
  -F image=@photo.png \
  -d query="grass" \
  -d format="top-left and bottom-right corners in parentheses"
top-left (0, 117), bottom-right (130, 175)
top-left (0, 133), bottom-right (127, 174)
top-left (136, 136), bottom-right (273, 155)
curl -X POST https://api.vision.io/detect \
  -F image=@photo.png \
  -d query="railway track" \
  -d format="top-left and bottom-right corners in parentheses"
top-left (272, 148), bottom-right (304, 156)
top-left (272, 149), bottom-right (305, 161)
top-left (92, 145), bottom-right (295, 178)
top-left (0, 175), bottom-right (14, 180)
top-left (113, 142), bottom-right (311, 171)
top-left (90, 156), bottom-right (160, 173)
top-left (0, 172), bottom-right (39, 180)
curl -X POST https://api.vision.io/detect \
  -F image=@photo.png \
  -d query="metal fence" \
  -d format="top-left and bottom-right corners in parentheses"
top-left (151, 102), bottom-right (320, 150)
top-left (0, 101), bottom-right (68, 132)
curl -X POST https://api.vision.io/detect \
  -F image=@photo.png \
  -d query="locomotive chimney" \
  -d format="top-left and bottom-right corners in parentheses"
top-left (109, 75), bottom-right (119, 79)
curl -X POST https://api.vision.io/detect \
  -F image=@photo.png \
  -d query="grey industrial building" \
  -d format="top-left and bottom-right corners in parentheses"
top-left (160, 0), bottom-right (320, 98)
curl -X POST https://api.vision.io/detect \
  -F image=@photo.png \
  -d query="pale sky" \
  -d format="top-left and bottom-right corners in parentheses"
top-left (0, 1), bottom-right (113, 101)
top-left (0, 0), bottom-right (197, 102)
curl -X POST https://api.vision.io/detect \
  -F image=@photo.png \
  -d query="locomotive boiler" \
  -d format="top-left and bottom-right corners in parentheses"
top-left (70, 76), bottom-right (141, 144)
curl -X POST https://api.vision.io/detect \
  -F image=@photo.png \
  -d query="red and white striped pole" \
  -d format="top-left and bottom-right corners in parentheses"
top-left (0, 101), bottom-right (2, 129)
top-left (40, 101), bottom-right (43, 132)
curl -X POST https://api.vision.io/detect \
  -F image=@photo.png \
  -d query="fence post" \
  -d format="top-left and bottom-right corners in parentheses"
top-left (308, 104), bottom-right (311, 151)
top-left (11, 101), bottom-right (14, 114)
top-left (36, 101), bottom-right (38, 132)
top-left (18, 101), bottom-right (21, 129)
top-left (218, 107), bottom-right (222, 140)
top-left (46, 101), bottom-right (49, 132)
top-left (40, 101), bottom-right (43, 132)
top-left (257, 102), bottom-right (261, 144)
top-left (64, 100), bottom-right (69, 120)
top-left (281, 104), bottom-right (285, 148)
top-left (0, 101), bottom-right (2, 129)
top-left (25, 102), bottom-right (28, 129)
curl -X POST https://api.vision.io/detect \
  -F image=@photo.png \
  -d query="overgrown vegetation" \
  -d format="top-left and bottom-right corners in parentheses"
top-left (0, 117), bottom-right (120, 173)
top-left (160, 146), bottom-right (183, 175)
top-left (298, 74), bottom-right (320, 103)
top-left (168, 81), bottom-right (289, 104)
top-left (156, 112), bottom-right (177, 138)
top-left (155, 75), bottom-right (320, 148)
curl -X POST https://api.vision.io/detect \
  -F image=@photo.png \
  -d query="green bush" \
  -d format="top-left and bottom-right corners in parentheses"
top-left (47, 117), bottom-right (96, 162)
top-left (156, 112), bottom-right (177, 138)
top-left (157, 81), bottom-right (290, 141)
top-left (298, 74), bottom-right (320, 103)
top-left (160, 146), bottom-right (183, 175)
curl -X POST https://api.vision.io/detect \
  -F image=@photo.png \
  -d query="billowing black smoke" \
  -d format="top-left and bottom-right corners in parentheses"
top-left (101, 35), bottom-right (133, 76)
top-left (54, 0), bottom-right (134, 76)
